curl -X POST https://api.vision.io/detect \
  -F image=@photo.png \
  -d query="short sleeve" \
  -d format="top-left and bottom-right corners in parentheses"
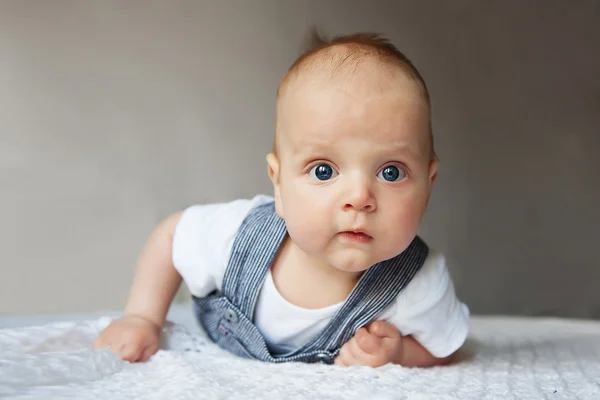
top-left (381, 251), bottom-right (470, 358)
top-left (171, 195), bottom-right (274, 297)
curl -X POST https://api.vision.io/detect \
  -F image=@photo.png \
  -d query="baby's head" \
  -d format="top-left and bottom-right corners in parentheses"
top-left (267, 32), bottom-right (438, 274)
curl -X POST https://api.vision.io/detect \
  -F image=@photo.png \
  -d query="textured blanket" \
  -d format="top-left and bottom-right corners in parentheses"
top-left (1, 314), bottom-right (599, 399)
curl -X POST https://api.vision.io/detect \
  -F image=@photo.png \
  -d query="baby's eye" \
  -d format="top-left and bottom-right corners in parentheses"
top-left (377, 165), bottom-right (406, 182)
top-left (308, 164), bottom-right (337, 181)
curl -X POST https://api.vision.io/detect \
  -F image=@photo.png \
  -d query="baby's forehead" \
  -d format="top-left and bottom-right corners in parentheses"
top-left (281, 87), bottom-right (430, 155)
top-left (284, 75), bottom-right (424, 113)
top-left (278, 53), bottom-right (429, 146)
top-left (280, 57), bottom-right (429, 128)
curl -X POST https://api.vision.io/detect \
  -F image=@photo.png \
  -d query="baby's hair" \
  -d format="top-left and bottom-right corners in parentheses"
top-left (279, 29), bottom-right (430, 106)
top-left (274, 30), bottom-right (436, 160)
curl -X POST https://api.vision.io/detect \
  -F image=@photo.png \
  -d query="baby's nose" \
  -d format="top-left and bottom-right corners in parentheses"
top-left (342, 181), bottom-right (376, 212)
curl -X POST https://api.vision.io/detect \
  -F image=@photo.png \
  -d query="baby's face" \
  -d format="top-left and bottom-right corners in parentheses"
top-left (269, 74), bottom-right (437, 273)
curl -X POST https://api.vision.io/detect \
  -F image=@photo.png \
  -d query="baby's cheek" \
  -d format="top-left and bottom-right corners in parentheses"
top-left (281, 200), bottom-right (324, 244)
top-left (376, 223), bottom-right (421, 262)
top-left (289, 218), bottom-right (329, 251)
top-left (389, 205), bottom-right (423, 235)
top-left (284, 194), bottom-right (329, 231)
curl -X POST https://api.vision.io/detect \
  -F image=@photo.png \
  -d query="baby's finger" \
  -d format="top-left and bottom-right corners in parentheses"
top-left (346, 338), bottom-right (379, 367)
top-left (334, 350), bottom-right (350, 366)
top-left (120, 343), bottom-right (143, 362)
top-left (334, 354), bottom-right (347, 366)
top-left (367, 321), bottom-right (399, 339)
top-left (139, 343), bottom-right (159, 362)
top-left (355, 327), bottom-right (383, 354)
top-left (335, 342), bottom-right (361, 367)
top-left (350, 336), bottom-right (395, 368)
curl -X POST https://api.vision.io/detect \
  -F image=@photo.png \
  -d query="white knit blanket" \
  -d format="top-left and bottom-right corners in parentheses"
top-left (1, 314), bottom-right (600, 399)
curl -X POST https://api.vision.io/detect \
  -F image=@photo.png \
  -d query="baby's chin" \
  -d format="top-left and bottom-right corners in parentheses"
top-left (326, 253), bottom-right (385, 274)
top-left (326, 246), bottom-right (411, 273)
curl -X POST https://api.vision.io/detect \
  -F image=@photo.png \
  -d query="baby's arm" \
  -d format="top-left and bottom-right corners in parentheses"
top-left (94, 212), bottom-right (183, 362)
top-left (396, 331), bottom-right (456, 367)
top-left (335, 321), bottom-right (455, 368)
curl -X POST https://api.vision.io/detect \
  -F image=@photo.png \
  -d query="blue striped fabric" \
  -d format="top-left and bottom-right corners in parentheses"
top-left (193, 201), bottom-right (428, 364)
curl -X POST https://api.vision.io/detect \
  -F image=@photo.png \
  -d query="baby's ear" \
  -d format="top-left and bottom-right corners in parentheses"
top-left (266, 153), bottom-right (280, 184)
top-left (428, 158), bottom-right (439, 184)
top-left (266, 153), bottom-right (284, 218)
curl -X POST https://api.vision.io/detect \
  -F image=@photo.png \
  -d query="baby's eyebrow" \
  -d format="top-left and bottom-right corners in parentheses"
top-left (380, 142), bottom-right (421, 158)
top-left (290, 141), bottom-right (423, 162)
top-left (291, 138), bottom-right (335, 154)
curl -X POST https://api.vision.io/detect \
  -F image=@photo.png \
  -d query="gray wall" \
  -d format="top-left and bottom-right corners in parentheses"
top-left (1, 1), bottom-right (598, 318)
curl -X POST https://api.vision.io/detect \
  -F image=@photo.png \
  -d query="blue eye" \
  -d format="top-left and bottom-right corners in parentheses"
top-left (377, 165), bottom-right (406, 182)
top-left (309, 164), bottom-right (337, 181)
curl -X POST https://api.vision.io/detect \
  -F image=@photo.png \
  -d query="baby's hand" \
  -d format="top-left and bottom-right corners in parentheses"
top-left (94, 315), bottom-right (161, 362)
top-left (334, 320), bottom-right (402, 368)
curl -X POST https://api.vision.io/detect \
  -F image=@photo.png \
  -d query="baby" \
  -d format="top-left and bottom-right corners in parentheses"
top-left (95, 32), bottom-right (469, 368)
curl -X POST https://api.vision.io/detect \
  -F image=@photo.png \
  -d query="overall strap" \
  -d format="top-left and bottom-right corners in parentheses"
top-left (221, 202), bottom-right (287, 319)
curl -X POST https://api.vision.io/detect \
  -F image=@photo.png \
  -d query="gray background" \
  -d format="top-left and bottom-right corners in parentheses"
top-left (1, 1), bottom-right (598, 318)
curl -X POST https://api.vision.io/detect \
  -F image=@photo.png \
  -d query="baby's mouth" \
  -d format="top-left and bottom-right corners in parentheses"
top-left (338, 230), bottom-right (373, 243)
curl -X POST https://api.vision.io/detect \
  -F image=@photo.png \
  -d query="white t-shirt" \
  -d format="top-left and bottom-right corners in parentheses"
top-left (172, 195), bottom-right (470, 358)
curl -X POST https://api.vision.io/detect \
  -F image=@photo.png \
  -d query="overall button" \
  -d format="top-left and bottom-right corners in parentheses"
top-left (314, 352), bottom-right (332, 364)
top-left (224, 308), bottom-right (238, 324)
